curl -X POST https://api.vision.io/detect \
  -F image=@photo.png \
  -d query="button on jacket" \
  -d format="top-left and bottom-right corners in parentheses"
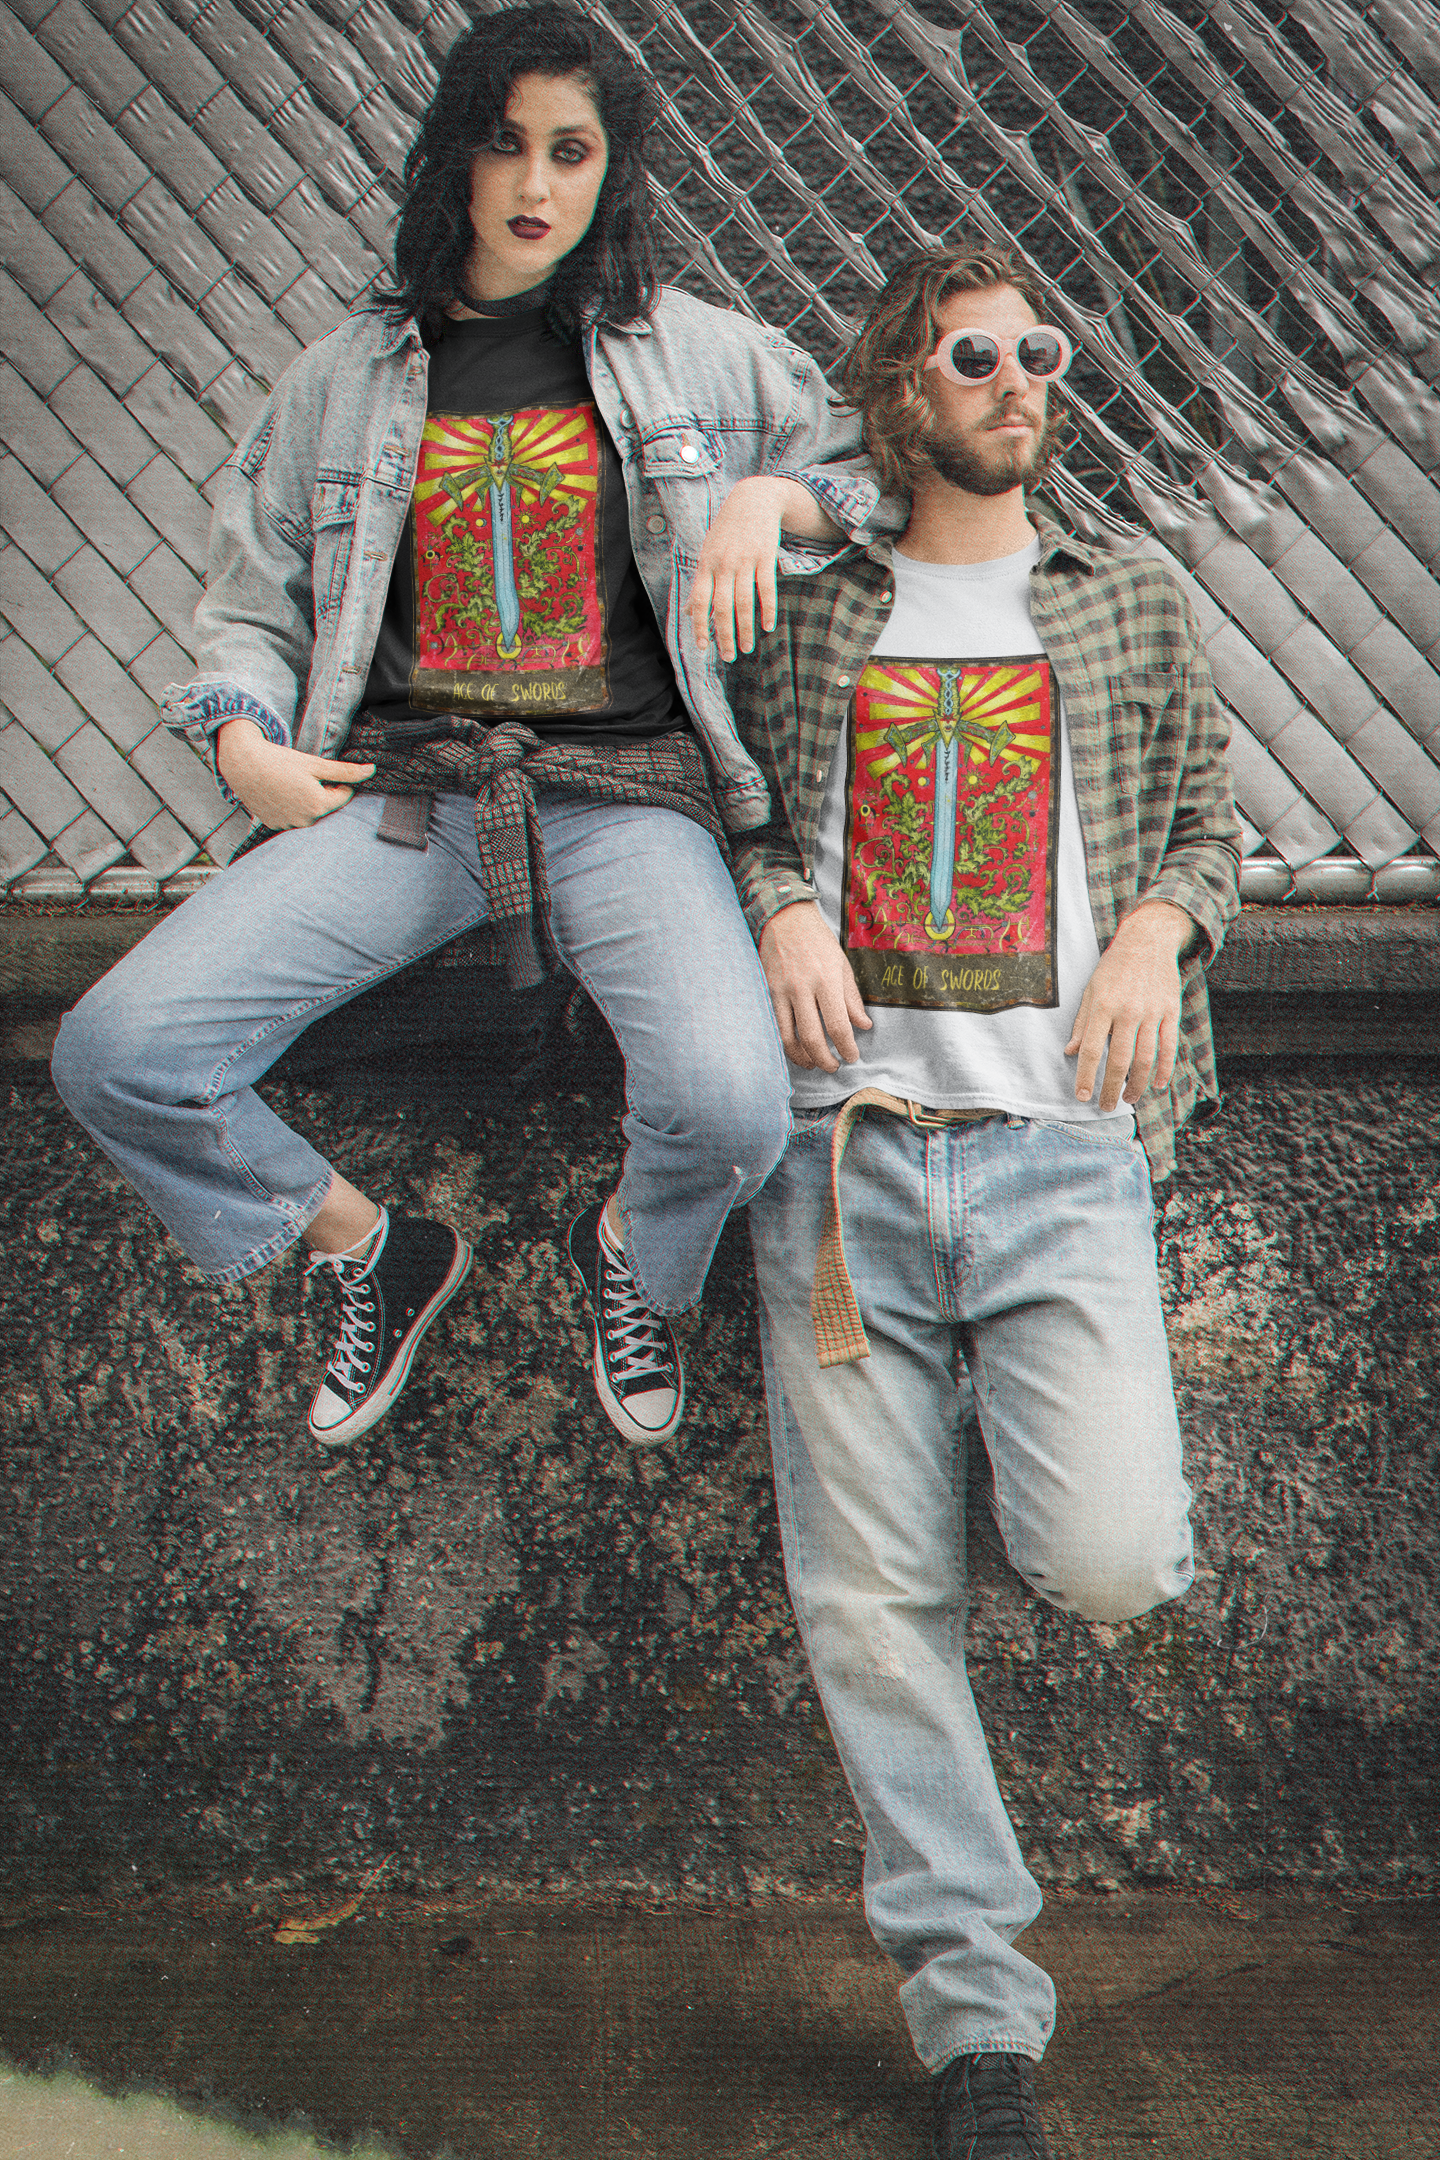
top-left (727, 521), bottom-right (1244, 1182)
top-left (162, 289), bottom-right (898, 836)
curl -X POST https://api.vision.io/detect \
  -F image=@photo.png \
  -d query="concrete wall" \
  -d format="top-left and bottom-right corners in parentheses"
top-left (2, 959), bottom-right (1436, 1902)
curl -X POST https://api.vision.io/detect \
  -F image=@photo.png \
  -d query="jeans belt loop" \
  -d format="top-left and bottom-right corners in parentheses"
top-left (810, 1091), bottom-right (1003, 1368)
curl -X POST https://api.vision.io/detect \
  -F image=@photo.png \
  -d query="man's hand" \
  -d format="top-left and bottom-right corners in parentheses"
top-left (216, 716), bottom-right (374, 830)
top-left (1066, 899), bottom-right (1196, 1110)
top-left (689, 476), bottom-right (842, 662)
top-left (759, 901), bottom-right (873, 1070)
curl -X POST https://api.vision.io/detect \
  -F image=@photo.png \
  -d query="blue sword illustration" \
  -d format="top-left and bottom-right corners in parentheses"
top-left (884, 668), bottom-right (1013, 940)
top-left (439, 416), bottom-right (559, 660)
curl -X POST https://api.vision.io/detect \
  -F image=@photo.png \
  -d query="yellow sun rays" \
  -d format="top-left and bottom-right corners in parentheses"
top-left (414, 408), bottom-right (598, 523)
top-left (857, 661), bottom-right (1050, 774)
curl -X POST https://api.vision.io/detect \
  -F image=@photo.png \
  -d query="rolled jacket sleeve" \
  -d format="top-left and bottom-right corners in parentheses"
top-left (771, 358), bottom-right (908, 548)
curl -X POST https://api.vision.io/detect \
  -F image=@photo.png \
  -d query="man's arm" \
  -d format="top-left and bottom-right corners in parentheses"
top-left (1065, 898), bottom-right (1195, 1110)
top-left (758, 900), bottom-right (872, 1071)
top-left (728, 627), bottom-right (874, 1070)
top-left (1067, 593), bottom-right (1242, 1109)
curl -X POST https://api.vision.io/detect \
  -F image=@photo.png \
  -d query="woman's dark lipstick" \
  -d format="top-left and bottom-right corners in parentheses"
top-left (509, 216), bottom-right (551, 238)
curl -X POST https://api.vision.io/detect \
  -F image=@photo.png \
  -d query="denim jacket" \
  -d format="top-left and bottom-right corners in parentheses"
top-left (164, 288), bottom-right (898, 833)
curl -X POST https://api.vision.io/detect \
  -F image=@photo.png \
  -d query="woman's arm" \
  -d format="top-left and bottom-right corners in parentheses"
top-left (688, 475), bottom-right (844, 661)
top-left (214, 716), bottom-right (372, 829)
top-left (164, 340), bottom-right (374, 825)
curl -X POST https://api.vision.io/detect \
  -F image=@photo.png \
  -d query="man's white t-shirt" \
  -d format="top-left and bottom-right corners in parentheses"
top-left (790, 537), bottom-right (1131, 1127)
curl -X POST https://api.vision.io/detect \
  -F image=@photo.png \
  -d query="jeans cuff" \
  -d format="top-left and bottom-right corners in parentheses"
top-left (201, 1178), bottom-right (331, 1284)
top-left (929, 2035), bottom-right (1048, 2075)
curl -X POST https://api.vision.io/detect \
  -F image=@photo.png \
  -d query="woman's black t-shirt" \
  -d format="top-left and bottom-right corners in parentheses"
top-left (361, 309), bottom-right (689, 743)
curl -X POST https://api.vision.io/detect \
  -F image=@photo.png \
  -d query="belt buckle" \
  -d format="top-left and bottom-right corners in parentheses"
top-left (905, 1099), bottom-right (949, 1129)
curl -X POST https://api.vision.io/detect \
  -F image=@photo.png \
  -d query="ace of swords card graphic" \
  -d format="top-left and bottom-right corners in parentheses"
top-left (842, 657), bottom-right (1060, 1012)
top-left (408, 404), bottom-right (610, 714)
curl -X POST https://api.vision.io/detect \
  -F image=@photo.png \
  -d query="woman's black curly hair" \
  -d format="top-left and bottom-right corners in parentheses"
top-left (387, 4), bottom-right (661, 341)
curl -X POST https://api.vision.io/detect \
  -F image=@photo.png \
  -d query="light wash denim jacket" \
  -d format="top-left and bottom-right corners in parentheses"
top-left (164, 287), bottom-right (897, 834)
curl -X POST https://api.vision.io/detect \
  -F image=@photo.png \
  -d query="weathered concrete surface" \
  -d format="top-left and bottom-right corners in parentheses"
top-left (1, 1033), bottom-right (1437, 1902)
top-left (1, 1891), bottom-right (1435, 2157)
top-left (6, 903), bottom-right (1437, 1063)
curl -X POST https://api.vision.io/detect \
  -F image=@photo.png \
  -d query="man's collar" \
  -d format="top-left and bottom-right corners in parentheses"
top-left (864, 508), bottom-right (1099, 575)
top-left (1030, 511), bottom-right (1100, 572)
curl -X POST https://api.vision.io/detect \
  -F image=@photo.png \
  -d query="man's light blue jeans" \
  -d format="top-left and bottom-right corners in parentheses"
top-left (53, 792), bottom-right (791, 1302)
top-left (748, 1106), bottom-right (1193, 2072)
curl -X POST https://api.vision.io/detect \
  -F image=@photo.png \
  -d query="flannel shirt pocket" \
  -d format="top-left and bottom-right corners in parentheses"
top-left (1108, 667), bottom-right (1183, 788)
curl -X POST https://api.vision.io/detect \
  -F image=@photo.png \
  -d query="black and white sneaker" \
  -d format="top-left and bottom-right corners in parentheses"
top-left (567, 1201), bottom-right (684, 1445)
top-left (933, 2052), bottom-right (1053, 2159)
top-left (306, 1208), bottom-right (472, 1447)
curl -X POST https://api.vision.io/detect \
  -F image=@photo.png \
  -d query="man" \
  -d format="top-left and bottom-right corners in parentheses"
top-left (726, 248), bottom-right (1240, 2156)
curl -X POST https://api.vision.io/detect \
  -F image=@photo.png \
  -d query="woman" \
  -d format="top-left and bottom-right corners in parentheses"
top-left (52, 5), bottom-right (886, 1453)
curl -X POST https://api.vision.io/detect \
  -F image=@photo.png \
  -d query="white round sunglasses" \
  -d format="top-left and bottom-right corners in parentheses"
top-left (924, 325), bottom-right (1073, 385)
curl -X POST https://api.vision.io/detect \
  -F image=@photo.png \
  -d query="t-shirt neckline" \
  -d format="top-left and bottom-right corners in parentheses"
top-left (891, 536), bottom-right (1041, 583)
top-left (441, 307), bottom-right (551, 340)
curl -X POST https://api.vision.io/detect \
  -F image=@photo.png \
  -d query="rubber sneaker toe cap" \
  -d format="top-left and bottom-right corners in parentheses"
top-left (308, 1381), bottom-right (357, 1439)
top-left (623, 1383), bottom-right (682, 1437)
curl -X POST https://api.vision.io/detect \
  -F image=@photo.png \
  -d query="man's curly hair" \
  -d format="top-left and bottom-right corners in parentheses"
top-left (387, 4), bottom-right (660, 341)
top-left (841, 247), bottom-right (1069, 494)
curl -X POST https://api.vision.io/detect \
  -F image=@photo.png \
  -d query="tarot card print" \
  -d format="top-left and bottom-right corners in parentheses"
top-left (843, 657), bottom-right (1059, 1011)
top-left (409, 404), bottom-right (609, 714)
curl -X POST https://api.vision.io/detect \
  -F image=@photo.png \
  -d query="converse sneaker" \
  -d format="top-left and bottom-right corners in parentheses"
top-left (933, 2053), bottom-right (1052, 2159)
top-left (306, 1208), bottom-right (472, 1446)
top-left (567, 1201), bottom-right (684, 1444)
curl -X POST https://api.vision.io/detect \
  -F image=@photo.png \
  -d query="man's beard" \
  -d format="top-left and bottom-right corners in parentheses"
top-left (925, 414), bottom-right (1046, 496)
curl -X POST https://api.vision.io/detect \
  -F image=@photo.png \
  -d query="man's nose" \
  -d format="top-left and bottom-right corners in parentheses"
top-left (993, 349), bottom-right (1030, 396)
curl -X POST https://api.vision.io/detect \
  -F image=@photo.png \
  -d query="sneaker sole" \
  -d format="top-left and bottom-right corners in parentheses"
top-left (589, 1323), bottom-right (685, 1446)
top-left (310, 1238), bottom-right (473, 1448)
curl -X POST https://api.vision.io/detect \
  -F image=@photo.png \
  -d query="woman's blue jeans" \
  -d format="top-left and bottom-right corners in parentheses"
top-left (748, 1106), bottom-right (1194, 2072)
top-left (53, 791), bottom-right (791, 1304)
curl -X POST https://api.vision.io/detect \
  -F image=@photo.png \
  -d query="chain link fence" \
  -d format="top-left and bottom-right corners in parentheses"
top-left (2, 0), bottom-right (1438, 901)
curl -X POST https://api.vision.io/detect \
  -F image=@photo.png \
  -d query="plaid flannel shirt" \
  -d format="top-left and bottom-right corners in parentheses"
top-left (729, 516), bottom-right (1243, 1183)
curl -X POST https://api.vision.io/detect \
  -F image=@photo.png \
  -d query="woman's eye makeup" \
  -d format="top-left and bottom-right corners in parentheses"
top-left (486, 130), bottom-right (595, 165)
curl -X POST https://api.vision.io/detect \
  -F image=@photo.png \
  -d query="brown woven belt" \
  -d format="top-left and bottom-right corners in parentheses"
top-left (810, 1089), bottom-right (1005, 1369)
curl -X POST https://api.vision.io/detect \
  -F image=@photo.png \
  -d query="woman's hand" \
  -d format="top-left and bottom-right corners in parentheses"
top-left (216, 717), bottom-right (374, 830)
top-left (689, 477), bottom-right (843, 662)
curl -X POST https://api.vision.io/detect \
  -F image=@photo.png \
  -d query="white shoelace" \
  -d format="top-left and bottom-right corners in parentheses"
top-left (316, 1276), bottom-right (377, 1399)
top-left (305, 1213), bottom-right (385, 1400)
top-left (601, 1250), bottom-right (675, 1388)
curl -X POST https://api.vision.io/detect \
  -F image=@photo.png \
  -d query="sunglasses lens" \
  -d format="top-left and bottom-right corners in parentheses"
top-left (1016, 330), bottom-right (1066, 378)
top-left (946, 332), bottom-right (1001, 380)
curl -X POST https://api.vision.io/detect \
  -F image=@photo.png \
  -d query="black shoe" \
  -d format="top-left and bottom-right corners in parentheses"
top-left (306, 1209), bottom-right (472, 1446)
top-left (934, 2052), bottom-right (1052, 2159)
top-left (567, 1201), bottom-right (684, 1444)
